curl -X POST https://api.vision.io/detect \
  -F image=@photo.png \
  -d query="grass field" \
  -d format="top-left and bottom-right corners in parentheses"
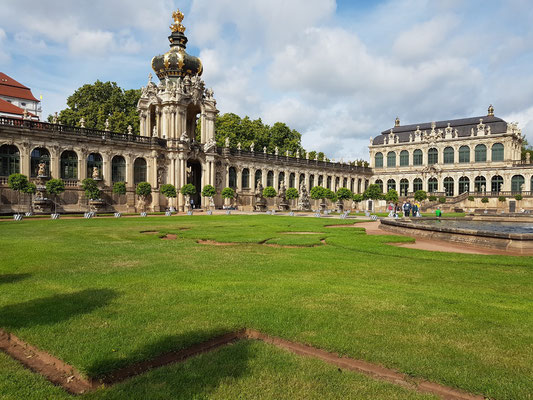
top-left (0, 215), bottom-right (531, 399)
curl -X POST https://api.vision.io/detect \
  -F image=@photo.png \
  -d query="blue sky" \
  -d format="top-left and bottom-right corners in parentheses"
top-left (1, 0), bottom-right (532, 159)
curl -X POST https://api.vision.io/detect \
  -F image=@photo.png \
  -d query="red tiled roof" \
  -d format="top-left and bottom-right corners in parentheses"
top-left (0, 72), bottom-right (39, 102)
top-left (0, 98), bottom-right (36, 117)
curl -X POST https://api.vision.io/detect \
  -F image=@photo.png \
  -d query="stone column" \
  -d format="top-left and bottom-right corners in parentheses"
top-left (237, 167), bottom-right (242, 192)
top-left (273, 169), bottom-right (279, 190)
top-left (155, 109), bottom-right (161, 137)
top-left (262, 168), bottom-right (267, 187)
top-left (102, 152), bottom-right (112, 186)
top-left (77, 150), bottom-right (86, 181)
top-left (146, 110), bottom-right (151, 137)
top-left (125, 154), bottom-right (134, 188)
top-left (139, 112), bottom-right (145, 137)
top-left (20, 143), bottom-right (30, 177)
top-left (150, 151), bottom-right (158, 188)
top-left (225, 164), bottom-right (230, 188)
top-left (50, 147), bottom-right (61, 179)
top-left (162, 108), bottom-right (168, 139)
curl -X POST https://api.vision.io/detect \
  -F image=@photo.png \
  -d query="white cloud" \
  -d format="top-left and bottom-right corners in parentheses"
top-left (0, 28), bottom-right (10, 64)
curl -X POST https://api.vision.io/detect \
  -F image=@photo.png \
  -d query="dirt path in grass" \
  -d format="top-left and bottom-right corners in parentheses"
top-left (328, 221), bottom-right (521, 256)
top-left (0, 327), bottom-right (484, 399)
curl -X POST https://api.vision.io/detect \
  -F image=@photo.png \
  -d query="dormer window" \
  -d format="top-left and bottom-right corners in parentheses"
top-left (21, 102), bottom-right (26, 106)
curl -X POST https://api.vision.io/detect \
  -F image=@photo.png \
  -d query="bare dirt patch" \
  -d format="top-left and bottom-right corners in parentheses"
top-left (161, 234), bottom-right (177, 240)
top-left (140, 230), bottom-right (158, 234)
top-left (0, 327), bottom-right (484, 399)
top-left (279, 232), bottom-right (324, 235)
top-left (197, 239), bottom-right (237, 246)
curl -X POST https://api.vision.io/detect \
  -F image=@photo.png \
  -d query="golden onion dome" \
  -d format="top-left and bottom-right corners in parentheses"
top-left (151, 10), bottom-right (203, 80)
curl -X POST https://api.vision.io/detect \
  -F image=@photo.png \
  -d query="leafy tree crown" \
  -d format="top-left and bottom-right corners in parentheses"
top-left (81, 178), bottom-right (101, 200)
top-left (180, 184), bottom-right (196, 196)
top-left (113, 181), bottom-right (126, 195)
top-left (336, 187), bottom-right (353, 201)
top-left (201, 185), bottom-right (216, 197)
top-left (310, 186), bottom-right (327, 200)
top-left (414, 190), bottom-right (427, 202)
top-left (8, 173), bottom-right (29, 192)
top-left (160, 184), bottom-right (177, 198)
top-left (221, 187), bottom-right (235, 199)
top-left (262, 186), bottom-right (277, 198)
top-left (352, 193), bottom-right (363, 202)
top-left (136, 182), bottom-right (152, 198)
top-left (46, 179), bottom-right (65, 196)
top-left (385, 189), bottom-right (399, 203)
top-left (362, 184), bottom-right (382, 200)
top-left (286, 187), bottom-right (299, 200)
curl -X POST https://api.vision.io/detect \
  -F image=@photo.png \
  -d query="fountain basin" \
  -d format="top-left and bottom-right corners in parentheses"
top-left (380, 217), bottom-right (533, 254)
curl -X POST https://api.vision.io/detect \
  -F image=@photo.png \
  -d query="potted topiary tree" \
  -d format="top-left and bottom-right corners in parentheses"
top-left (262, 186), bottom-right (277, 211)
top-left (498, 195), bottom-right (506, 203)
top-left (8, 173), bottom-right (29, 218)
top-left (23, 181), bottom-right (36, 215)
top-left (201, 184), bottom-right (216, 212)
top-left (160, 183), bottom-right (177, 213)
top-left (82, 178), bottom-right (104, 213)
top-left (180, 183), bottom-right (196, 212)
top-left (336, 187), bottom-right (353, 213)
top-left (285, 187), bottom-right (299, 211)
top-left (310, 186), bottom-right (327, 211)
top-left (112, 181), bottom-right (126, 216)
top-left (45, 178), bottom-right (65, 218)
top-left (221, 187), bottom-right (235, 210)
top-left (352, 193), bottom-right (363, 211)
top-left (325, 188), bottom-right (337, 212)
top-left (362, 184), bottom-right (383, 213)
top-left (136, 182), bottom-right (152, 215)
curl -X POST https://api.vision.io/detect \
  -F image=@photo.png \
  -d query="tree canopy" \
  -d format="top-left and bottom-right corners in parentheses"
top-left (49, 80), bottom-right (141, 134)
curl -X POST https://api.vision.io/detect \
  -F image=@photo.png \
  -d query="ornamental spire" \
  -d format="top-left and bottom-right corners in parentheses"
top-left (170, 9), bottom-right (186, 33)
top-left (488, 104), bottom-right (494, 117)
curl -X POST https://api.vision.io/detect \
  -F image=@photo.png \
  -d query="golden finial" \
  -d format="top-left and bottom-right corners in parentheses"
top-left (395, 116), bottom-right (400, 127)
top-left (170, 9), bottom-right (186, 33)
top-left (488, 104), bottom-right (494, 117)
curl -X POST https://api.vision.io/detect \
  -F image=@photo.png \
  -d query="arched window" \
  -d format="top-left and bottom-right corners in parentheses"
top-left (443, 177), bottom-right (454, 196)
top-left (387, 151), bottom-right (396, 168)
top-left (278, 172), bottom-right (285, 189)
top-left (318, 175), bottom-right (323, 186)
top-left (400, 150), bottom-right (409, 166)
top-left (300, 173), bottom-right (306, 188)
top-left (375, 179), bottom-right (383, 192)
top-left (428, 177), bottom-right (438, 192)
top-left (357, 178), bottom-right (362, 194)
top-left (375, 152), bottom-right (383, 168)
top-left (289, 172), bottom-right (295, 188)
top-left (413, 149), bottom-right (423, 166)
top-left (459, 146), bottom-right (470, 163)
top-left (491, 175), bottom-right (503, 193)
top-left (112, 156), bottom-right (126, 182)
top-left (350, 178), bottom-right (354, 192)
top-left (491, 143), bottom-right (504, 162)
top-left (343, 177), bottom-right (348, 188)
top-left (511, 175), bottom-right (525, 193)
top-left (475, 144), bottom-right (487, 162)
top-left (254, 170), bottom-right (262, 189)
top-left (134, 158), bottom-right (147, 184)
top-left (60, 150), bottom-right (78, 180)
top-left (326, 176), bottom-right (332, 189)
top-left (428, 148), bottom-right (438, 165)
top-left (458, 177), bottom-right (470, 194)
top-left (474, 176), bottom-right (486, 192)
top-left (335, 177), bottom-right (340, 190)
top-left (309, 175), bottom-right (315, 189)
top-left (0, 145), bottom-right (20, 176)
top-left (87, 153), bottom-right (102, 179)
top-left (443, 147), bottom-right (454, 164)
top-left (413, 178), bottom-right (422, 192)
top-left (399, 179), bottom-right (409, 196)
top-left (267, 170), bottom-right (274, 187)
top-left (387, 179), bottom-right (396, 191)
top-left (229, 167), bottom-right (237, 188)
top-left (241, 168), bottom-right (250, 188)
top-left (31, 148), bottom-right (50, 177)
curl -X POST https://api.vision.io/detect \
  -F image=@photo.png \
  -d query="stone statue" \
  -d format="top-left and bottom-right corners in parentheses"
top-left (79, 118), bottom-right (85, 128)
top-left (255, 181), bottom-right (264, 198)
top-left (254, 180), bottom-right (266, 211)
top-left (286, 150), bottom-right (289, 157)
top-left (22, 109), bottom-right (29, 120)
top-left (148, 73), bottom-right (152, 83)
top-left (52, 112), bottom-right (58, 124)
top-left (278, 183), bottom-right (289, 211)
top-left (296, 150), bottom-right (300, 159)
top-left (152, 126), bottom-right (158, 137)
top-left (38, 162), bottom-right (46, 177)
top-left (315, 153), bottom-right (319, 161)
top-left (92, 167), bottom-right (100, 180)
top-left (127, 125), bottom-right (132, 134)
top-left (250, 142), bottom-right (254, 152)
top-left (205, 88), bottom-right (214, 100)
top-left (263, 146), bottom-right (267, 154)
top-left (104, 119), bottom-right (110, 131)
top-left (275, 147), bottom-right (279, 156)
top-left (225, 137), bottom-right (230, 148)
top-left (237, 142), bottom-right (241, 150)
top-left (298, 183), bottom-right (311, 211)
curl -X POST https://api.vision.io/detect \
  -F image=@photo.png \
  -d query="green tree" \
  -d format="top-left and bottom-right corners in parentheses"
top-left (201, 185), bottom-right (216, 198)
top-left (362, 184), bottom-right (382, 200)
top-left (414, 190), bottom-right (427, 202)
top-left (262, 186), bottom-right (277, 198)
top-left (221, 187), bottom-right (235, 199)
top-left (385, 189), bottom-right (399, 203)
top-left (325, 188), bottom-right (337, 202)
top-left (49, 80), bottom-right (141, 134)
top-left (136, 182), bottom-right (152, 212)
top-left (286, 187), bottom-right (299, 200)
top-left (336, 187), bottom-right (353, 201)
top-left (81, 178), bottom-right (101, 200)
top-left (352, 193), bottom-right (363, 203)
top-left (45, 178), bottom-right (65, 214)
top-left (310, 186), bottom-right (326, 200)
top-left (180, 184), bottom-right (196, 197)
top-left (23, 182), bottom-right (36, 213)
top-left (113, 181), bottom-right (126, 195)
top-left (8, 173), bottom-right (28, 213)
top-left (160, 184), bottom-right (177, 199)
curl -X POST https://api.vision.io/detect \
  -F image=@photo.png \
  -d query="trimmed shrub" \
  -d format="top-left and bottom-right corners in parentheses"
top-left (286, 187), bottom-right (299, 200)
top-left (428, 195), bottom-right (437, 202)
top-left (45, 178), bottom-right (65, 213)
top-left (336, 187), bottom-right (353, 201)
top-left (201, 184), bottom-right (216, 198)
top-left (515, 194), bottom-right (523, 201)
top-left (136, 182), bottom-right (152, 198)
top-left (113, 181), bottom-right (126, 195)
top-left (438, 197), bottom-right (446, 203)
top-left (325, 188), bottom-right (337, 202)
top-left (180, 183), bottom-right (196, 196)
top-left (481, 197), bottom-right (489, 203)
top-left (262, 186), bottom-right (277, 198)
top-left (414, 190), bottom-right (427, 202)
top-left (310, 186), bottom-right (327, 200)
top-left (352, 193), bottom-right (363, 203)
top-left (385, 189), bottom-right (399, 203)
top-left (498, 196), bottom-right (506, 202)
top-left (362, 184), bottom-right (382, 200)
top-left (81, 178), bottom-right (101, 200)
top-left (160, 184), bottom-right (177, 199)
top-left (468, 195), bottom-right (475, 201)
top-left (221, 187), bottom-right (235, 199)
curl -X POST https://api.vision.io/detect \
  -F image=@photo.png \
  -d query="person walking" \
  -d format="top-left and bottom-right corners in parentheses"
top-left (403, 201), bottom-right (412, 217)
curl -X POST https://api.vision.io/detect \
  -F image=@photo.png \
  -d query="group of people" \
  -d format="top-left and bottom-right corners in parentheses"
top-left (387, 200), bottom-right (421, 218)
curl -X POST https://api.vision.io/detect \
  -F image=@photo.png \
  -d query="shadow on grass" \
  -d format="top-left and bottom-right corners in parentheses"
top-left (0, 289), bottom-right (118, 329)
top-left (0, 273), bottom-right (31, 285)
top-left (90, 336), bottom-right (253, 400)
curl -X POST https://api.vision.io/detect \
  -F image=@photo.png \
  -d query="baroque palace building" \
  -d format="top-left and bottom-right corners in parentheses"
top-left (0, 10), bottom-right (371, 213)
top-left (369, 108), bottom-right (533, 202)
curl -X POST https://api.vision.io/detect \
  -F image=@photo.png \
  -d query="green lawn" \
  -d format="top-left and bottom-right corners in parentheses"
top-left (0, 215), bottom-right (531, 399)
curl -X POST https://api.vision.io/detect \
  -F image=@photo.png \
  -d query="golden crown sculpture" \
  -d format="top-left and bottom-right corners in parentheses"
top-left (170, 9), bottom-right (186, 33)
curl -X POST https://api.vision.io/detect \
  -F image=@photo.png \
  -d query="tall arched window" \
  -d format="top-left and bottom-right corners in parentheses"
top-left (387, 151), bottom-right (396, 168)
top-left (357, 178), bottom-right (362, 194)
top-left (350, 178), bottom-right (354, 192)
top-left (254, 170), bottom-right (262, 189)
top-left (428, 148), bottom-right (438, 165)
top-left (474, 176), bottom-right (486, 192)
top-left (491, 143), bottom-right (504, 162)
top-left (491, 175), bottom-right (503, 193)
top-left (267, 170), bottom-right (274, 187)
top-left (343, 177), bottom-right (348, 188)
top-left (112, 156), bottom-right (126, 182)
top-left (413, 149), bottom-right (423, 166)
top-left (511, 175), bottom-right (525, 193)
top-left (289, 172), bottom-right (295, 188)
top-left (399, 179), bottom-right (408, 196)
top-left (229, 167), bottom-right (237, 188)
top-left (375, 152), bottom-right (383, 168)
top-left (443, 147), bottom-right (454, 164)
top-left (459, 146), bottom-right (470, 163)
top-left (413, 178), bottom-right (422, 192)
top-left (60, 150), bottom-right (78, 180)
top-left (458, 177), bottom-right (470, 194)
top-left (0, 145), bottom-right (20, 176)
top-left (400, 150), bottom-right (409, 166)
top-left (326, 176), bottom-right (332, 189)
top-left (309, 175), bottom-right (315, 189)
top-left (31, 148), bottom-right (50, 177)
top-left (241, 168), bottom-right (250, 188)
top-left (134, 158), bottom-right (147, 184)
top-left (87, 153), bottom-right (102, 179)
top-left (443, 177), bottom-right (454, 196)
top-left (318, 175), bottom-right (323, 186)
top-left (387, 179), bottom-right (396, 191)
top-left (428, 177), bottom-right (438, 192)
top-left (300, 173), bottom-right (306, 188)
top-left (375, 179), bottom-right (383, 192)
top-left (278, 172), bottom-right (285, 189)
top-left (475, 144), bottom-right (487, 162)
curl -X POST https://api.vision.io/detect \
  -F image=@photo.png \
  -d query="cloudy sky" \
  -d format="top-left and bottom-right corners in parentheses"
top-left (1, 0), bottom-right (533, 160)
